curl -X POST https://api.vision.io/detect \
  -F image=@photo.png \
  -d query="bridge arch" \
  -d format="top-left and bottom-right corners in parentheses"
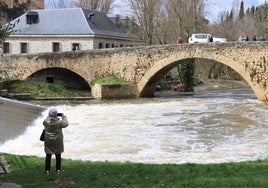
top-left (27, 67), bottom-right (91, 90)
top-left (10, 53), bottom-right (95, 89)
top-left (137, 51), bottom-right (265, 100)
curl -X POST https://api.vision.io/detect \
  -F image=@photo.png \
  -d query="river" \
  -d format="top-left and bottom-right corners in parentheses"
top-left (0, 80), bottom-right (268, 164)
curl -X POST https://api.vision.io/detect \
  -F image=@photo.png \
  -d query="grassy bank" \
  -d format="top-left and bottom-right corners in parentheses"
top-left (4, 80), bottom-right (90, 98)
top-left (1, 76), bottom-right (131, 99)
top-left (1, 154), bottom-right (268, 187)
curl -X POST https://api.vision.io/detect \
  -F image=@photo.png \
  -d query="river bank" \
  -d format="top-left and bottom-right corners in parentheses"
top-left (1, 153), bottom-right (268, 187)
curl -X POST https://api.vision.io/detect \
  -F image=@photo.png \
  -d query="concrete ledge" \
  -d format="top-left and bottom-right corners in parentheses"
top-left (0, 90), bottom-right (9, 97)
top-left (34, 97), bottom-right (94, 100)
top-left (1, 93), bottom-right (32, 100)
top-left (12, 93), bottom-right (32, 100)
top-left (0, 183), bottom-right (22, 188)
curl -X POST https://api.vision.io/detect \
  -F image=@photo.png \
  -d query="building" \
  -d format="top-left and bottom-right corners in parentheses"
top-left (2, 8), bottom-right (141, 55)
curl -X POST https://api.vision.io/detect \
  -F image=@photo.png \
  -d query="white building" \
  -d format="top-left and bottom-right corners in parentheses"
top-left (2, 8), bottom-right (141, 55)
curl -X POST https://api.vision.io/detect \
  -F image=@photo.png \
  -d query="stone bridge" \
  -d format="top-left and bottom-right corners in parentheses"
top-left (0, 42), bottom-right (268, 100)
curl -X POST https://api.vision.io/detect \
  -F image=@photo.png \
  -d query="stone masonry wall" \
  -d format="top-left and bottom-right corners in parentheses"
top-left (4, 36), bottom-right (139, 55)
top-left (92, 84), bottom-right (137, 99)
top-left (0, 42), bottom-right (267, 100)
top-left (5, 37), bottom-right (94, 54)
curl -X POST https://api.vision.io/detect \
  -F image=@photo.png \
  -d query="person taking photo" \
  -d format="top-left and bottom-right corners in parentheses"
top-left (43, 108), bottom-right (69, 175)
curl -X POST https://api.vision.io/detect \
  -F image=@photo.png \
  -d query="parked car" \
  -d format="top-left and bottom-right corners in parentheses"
top-left (188, 33), bottom-right (227, 43)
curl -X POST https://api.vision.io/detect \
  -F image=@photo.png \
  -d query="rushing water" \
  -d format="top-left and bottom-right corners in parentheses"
top-left (1, 80), bottom-right (268, 164)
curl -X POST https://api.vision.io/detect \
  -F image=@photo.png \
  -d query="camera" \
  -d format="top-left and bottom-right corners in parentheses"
top-left (57, 113), bottom-right (63, 116)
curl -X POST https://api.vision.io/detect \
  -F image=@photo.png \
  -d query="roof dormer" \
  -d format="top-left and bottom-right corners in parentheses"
top-left (26, 11), bottom-right (39, 25)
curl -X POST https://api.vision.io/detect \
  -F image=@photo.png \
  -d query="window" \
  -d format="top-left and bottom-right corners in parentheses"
top-left (3, 42), bottom-right (10, 54)
top-left (72, 43), bottom-right (80, 51)
top-left (46, 76), bottom-right (54, 83)
top-left (20, 43), bottom-right (28, 54)
top-left (53, 42), bottom-right (60, 52)
top-left (98, 43), bottom-right (103, 49)
top-left (195, 34), bottom-right (210, 39)
top-left (26, 11), bottom-right (39, 25)
top-left (105, 43), bottom-right (110, 48)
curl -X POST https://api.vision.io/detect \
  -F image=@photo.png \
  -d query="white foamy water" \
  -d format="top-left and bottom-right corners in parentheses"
top-left (1, 92), bottom-right (268, 164)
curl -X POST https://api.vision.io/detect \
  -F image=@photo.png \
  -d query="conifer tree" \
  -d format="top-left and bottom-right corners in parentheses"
top-left (239, 0), bottom-right (245, 19)
top-left (229, 9), bottom-right (234, 21)
top-left (250, 5), bottom-right (255, 15)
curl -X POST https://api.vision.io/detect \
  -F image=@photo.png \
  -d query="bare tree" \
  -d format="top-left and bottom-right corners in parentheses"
top-left (231, 0), bottom-right (240, 18)
top-left (154, 0), bottom-right (209, 45)
top-left (154, 6), bottom-right (170, 44)
top-left (100, 0), bottom-right (115, 13)
top-left (76, 0), bottom-right (115, 13)
top-left (127, 0), bottom-right (162, 45)
top-left (254, 2), bottom-right (268, 39)
top-left (210, 10), bottom-right (236, 40)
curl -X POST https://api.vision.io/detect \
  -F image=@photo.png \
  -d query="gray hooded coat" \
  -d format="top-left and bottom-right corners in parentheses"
top-left (43, 115), bottom-right (69, 154)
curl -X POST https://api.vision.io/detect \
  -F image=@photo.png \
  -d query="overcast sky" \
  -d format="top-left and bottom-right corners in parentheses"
top-left (112, 0), bottom-right (266, 23)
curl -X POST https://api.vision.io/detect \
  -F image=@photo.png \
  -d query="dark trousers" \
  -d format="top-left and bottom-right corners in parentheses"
top-left (45, 154), bottom-right (61, 172)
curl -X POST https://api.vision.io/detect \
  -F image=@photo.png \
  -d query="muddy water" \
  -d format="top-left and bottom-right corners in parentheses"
top-left (1, 81), bottom-right (268, 164)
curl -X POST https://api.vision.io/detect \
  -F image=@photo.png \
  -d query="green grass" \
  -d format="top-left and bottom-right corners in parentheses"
top-left (1, 154), bottom-right (268, 187)
top-left (93, 75), bottom-right (132, 85)
top-left (0, 77), bottom-right (18, 82)
top-left (1, 76), bottom-right (131, 98)
top-left (7, 80), bottom-right (89, 98)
